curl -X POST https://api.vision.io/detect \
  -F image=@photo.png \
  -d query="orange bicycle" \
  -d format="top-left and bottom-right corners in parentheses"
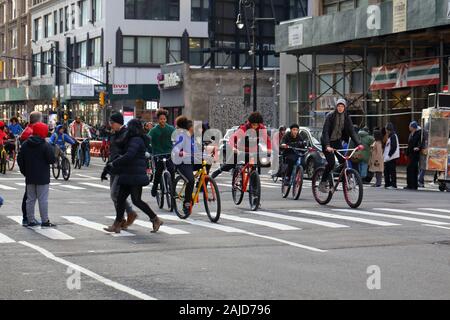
top-left (231, 152), bottom-right (261, 211)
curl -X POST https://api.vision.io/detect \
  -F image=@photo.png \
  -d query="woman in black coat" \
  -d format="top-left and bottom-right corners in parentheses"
top-left (104, 119), bottom-right (163, 233)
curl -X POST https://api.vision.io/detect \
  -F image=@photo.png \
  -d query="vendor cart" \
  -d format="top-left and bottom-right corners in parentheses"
top-left (421, 105), bottom-right (450, 192)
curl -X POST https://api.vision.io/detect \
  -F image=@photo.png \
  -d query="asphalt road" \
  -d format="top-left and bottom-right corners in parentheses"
top-left (1, 157), bottom-right (450, 300)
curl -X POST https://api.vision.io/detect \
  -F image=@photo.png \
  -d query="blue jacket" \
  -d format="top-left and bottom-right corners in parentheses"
top-left (49, 125), bottom-right (76, 151)
top-left (8, 123), bottom-right (23, 137)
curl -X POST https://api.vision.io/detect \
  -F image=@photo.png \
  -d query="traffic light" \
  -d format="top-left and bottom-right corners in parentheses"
top-left (99, 91), bottom-right (105, 107)
top-left (0, 60), bottom-right (3, 73)
top-left (52, 97), bottom-right (58, 109)
top-left (243, 84), bottom-right (251, 108)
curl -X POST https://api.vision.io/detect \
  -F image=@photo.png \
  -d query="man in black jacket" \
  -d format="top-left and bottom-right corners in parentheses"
top-left (320, 98), bottom-right (363, 192)
top-left (405, 121), bottom-right (422, 190)
top-left (280, 124), bottom-right (306, 185)
top-left (102, 113), bottom-right (137, 228)
top-left (18, 122), bottom-right (56, 227)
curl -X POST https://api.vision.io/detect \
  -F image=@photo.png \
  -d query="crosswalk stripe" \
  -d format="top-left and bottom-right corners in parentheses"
top-left (334, 209), bottom-right (450, 226)
top-left (0, 184), bottom-right (17, 190)
top-left (79, 182), bottom-right (110, 189)
top-left (290, 210), bottom-right (400, 227)
top-left (246, 211), bottom-right (349, 229)
top-left (422, 224), bottom-right (450, 231)
top-left (105, 216), bottom-right (189, 235)
top-left (59, 185), bottom-right (86, 190)
top-left (15, 183), bottom-right (26, 187)
top-left (418, 208), bottom-right (450, 214)
top-left (157, 214), bottom-right (325, 253)
top-left (76, 174), bottom-right (98, 179)
top-left (61, 216), bottom-right (135, 237)
top-left (196, 212), bottom-right (300, 231)
top-left (7, 216), bottom-right (75, 240)
top-left (373, 208), bottom-right (450, 220)
top-left (0, 232), bottom-right (15, 243)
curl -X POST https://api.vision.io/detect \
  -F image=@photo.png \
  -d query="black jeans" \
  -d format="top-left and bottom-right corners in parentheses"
top-left (22, 190), bottom-right (27, 220)
top-left (115, 185), bottom-right (156, 223)
top-left (407, 158), bottom-right (419, 189)
top-left (152, 157), bottom-right (175, 192)
top-left (176, 164), bottom-right (209, 205)
top-left (384, 160), bottom-right (397, 188)
top-left (322, 140), bottom-right (345, 182)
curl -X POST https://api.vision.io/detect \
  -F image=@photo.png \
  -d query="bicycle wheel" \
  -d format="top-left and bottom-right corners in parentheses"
top-left (173, 175), bottom-right (190, 219)
top-left (75, 146), bottom-right (82, 169)
top-left (101, 147), bottom-right (107, 162)
top-left (0, 152), bottom-right (6, 174)
top-left (231, 168), bottom-right (244, 205)
top-left (62, 157), bottom-right (71, 181)
top-left (52, 160), bottom-right (60, 180)
top-left (271, 174), bottom-right (279, 183)
top-left (6, 151), bottom-right (16, 171)
top-left (281, 172), bottom-right (291, 199)
top-left (156, 179), bottom-right (164, 209)
top-left (343, 168), bottom-right (363, 209)
top-left (292, 165), bottom-right (304, 200)
top-left (203, 176), bottom-right (221, 223)
top-left (312, 167), bottom-right (333, 205)
top-left (248, 170), bottom-right (261, 211)
top-left (163, 172), bottom-right (173, 211)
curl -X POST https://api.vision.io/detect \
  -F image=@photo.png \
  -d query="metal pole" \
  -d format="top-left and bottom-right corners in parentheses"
top-left (410, 39), bottom-right (414, 122)
top-left (252, 3), bottom-right (257, 112)
top-left (105, 61), bottom-right (110, 126)
top-left (296, 54), bottom-right (301, 126)
top-left (363, 46), bottom-right (368, 127)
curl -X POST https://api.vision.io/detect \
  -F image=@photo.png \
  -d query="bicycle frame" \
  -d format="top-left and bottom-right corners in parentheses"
top-left (327, 148), bottom-right (360, 194)
top-left (176, 161), bottom-right (211, 213)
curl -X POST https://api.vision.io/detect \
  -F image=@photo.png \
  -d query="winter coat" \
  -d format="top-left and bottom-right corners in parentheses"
top-left (49, 125), bottom-right (76, 152)
top-left (351, 130), bottom-right (374, 163)
top-left (369, 141), bottom-right (384, 173)
top-left (383, 132), bottom-right (400, 162)
top-left (69, 121), bottom-right (92, 139)
top-left (321, 110), bottom-right (361, 147)
top-left (19, 124), bottom-right (33, 142)
top-left (280, 133), bottom-right (306, 156)
top-left (406, 129), bottom-right (422, 162)
top-left (172, 131), bottom-right (201, 165)
top-left (228, 122), bottom-right (272, 154)
top-left (109, 126), bottom-right (128, 162)
top-left (111, 135), bottom-right (150, 186)
top-left (17, 136), bottom-right (56, 185)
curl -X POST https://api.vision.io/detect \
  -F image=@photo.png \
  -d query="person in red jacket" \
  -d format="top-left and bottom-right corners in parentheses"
top-left (211, 112), bottom-right (272, 179)
top-left (0, 122), bottom-right (7, 144)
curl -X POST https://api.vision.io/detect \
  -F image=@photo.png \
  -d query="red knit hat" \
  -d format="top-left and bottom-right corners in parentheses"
top-left (0, 121), bottom-right (4, 129)
top-left (32, 122), bottom-right (49, 139)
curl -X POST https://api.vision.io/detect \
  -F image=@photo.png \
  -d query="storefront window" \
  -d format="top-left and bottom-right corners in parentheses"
top-left (125, 0), bottom-right (179, 21)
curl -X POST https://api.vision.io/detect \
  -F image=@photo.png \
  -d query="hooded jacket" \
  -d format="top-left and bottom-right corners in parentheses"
top-left (109, 125), bottom-right (128, 162)
top-left (321, 108), bottom-right (361, 148)
top-left (49, 125), bottom-right (76, 151)
top-left (228, 122), bottom-right (272, 154)
top-left (18, 136), bottom-right (56, 185)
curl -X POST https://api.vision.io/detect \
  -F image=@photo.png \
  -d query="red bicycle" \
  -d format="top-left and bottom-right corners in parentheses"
top-left (231, 153), bottom-right (261, 211)
top-left (100, 138), bottom-right (111, 162)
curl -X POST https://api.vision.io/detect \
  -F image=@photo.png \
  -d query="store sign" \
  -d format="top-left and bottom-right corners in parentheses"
top-left (393, 0), bottom-right (407, 33)
top-left (113, 84), bottom-right (129, 95)
top-left (370, 59), bottom-right (440, 91)
top-left (71, 84), bottom-right (94, 97)
top-left (146, 101), bottom-right (158, 110)
top-left (288, 24), bottom-right (303, 47)
top-left (159, 72), bottom-right (182, 89)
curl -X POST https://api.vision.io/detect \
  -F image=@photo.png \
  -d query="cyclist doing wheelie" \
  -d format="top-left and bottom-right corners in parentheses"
top-left (320, 98), bottom-right (364, 193)
top-left (280, 124), bottom-right (307, 186)
top-left (49, 125), bottom-right (77, 159)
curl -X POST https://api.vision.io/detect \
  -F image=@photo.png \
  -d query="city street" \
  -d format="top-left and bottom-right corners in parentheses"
top-left (1, 157), bottom-right (449, 300)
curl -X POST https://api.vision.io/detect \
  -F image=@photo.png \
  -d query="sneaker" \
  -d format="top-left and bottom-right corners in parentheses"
top-left (183, 202), bottom-right (191, 217)
top-left (371, 184), bottom-right (381, 188)
top-left (318, 181), bottom-right (329, 193)
top-left (22, 218), bottom-right (28, 226)
top-left (27, 221), bottom-right (40, 227)
top-left (41, 221), bottom-right (57, 228)
top-left (418, 183), bottom-right (425, 188)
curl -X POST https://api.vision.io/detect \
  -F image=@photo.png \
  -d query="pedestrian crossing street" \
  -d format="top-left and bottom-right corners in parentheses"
top-left (2, 207), bottom-right (450, 253)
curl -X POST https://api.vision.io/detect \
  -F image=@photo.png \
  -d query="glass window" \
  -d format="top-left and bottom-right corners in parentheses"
top-left (78, 41), bottom-right (87, 68)
top-left (94, 37), bottom-right (101, 65)
top-left (53, 11), bottom-right (58, 35)
top-left (93, 0), bottom-right (102, 22)
top-left (79, 0), bottom-right (88, 26)
top-left (64, 6), bottom-right (69, 32)
top-left (33, 53), bottom-right (41, 77)
top-left (124, 0), bottom-right (179, 21)
top-left (34, 17), bottom-right (41, 41)
top-left (335, 73), bottom-right (350, 95)
top-left (168, 38), bottom-right (180, 63)
top-left (152, 38), bottom-right (166, 64)
top-left (123, 37), bottom-right (135, 63)
top-left (44, 14), bottom-right (50, 37)
top-left (319, 74), bottom-right (333, 95)
top-left (59, 8), bottom-right (64, 34)
top-left (191, 0), bottom-right (208, 21)
top-left (137, 37), bottom-right (151, 64)
top-left (351, 71), bottom-right (363, 94)
top-left (189, 38), bottom-right (202, 65)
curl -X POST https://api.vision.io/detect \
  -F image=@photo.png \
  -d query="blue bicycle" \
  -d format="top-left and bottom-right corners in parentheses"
top-left (281, 147), bottom-right (307, 200)
top-left (74, 138), bottom-right (91, 169)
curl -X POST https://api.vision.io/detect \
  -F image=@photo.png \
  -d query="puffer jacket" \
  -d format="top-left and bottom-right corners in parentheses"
top-left (18, 136), bottom-right (56, 185)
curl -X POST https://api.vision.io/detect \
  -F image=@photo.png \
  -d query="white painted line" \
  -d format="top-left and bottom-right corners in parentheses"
top-left (50, 183), bottom-right (62, 186)
top-left (247, 211), bottom-right (349, 229)
top-left (15, 183), bottom-right (26, 187)
top-left (419, 208), bottom-right (450, 214)
top-left (76, 174), bottom-right (98, 179)
top-left (105, 216), bottom-right (189, 235)
top-left (334, 209), bottom-right (450, 226)
top-left (7, 216), bottom-right (74, 240)
top-left (79, 182), bottom-right (110, 189)
top-left (157, 214), bottom-right (326, 253)
top-left (291, 210), bottom-right (400, 227)
top-left (422, 224), bottom-right (450, 231)
top-left (19, 241), bottom-right (156, 300)
top-left (0, 184), bottom-right (17, 190)
top-left (61, 216), bottom-right (135, 237)
top-left (59, 185), bottom-right (86, 190)
top-left (197, 212), bottom-right (300, 231)
top-left (216, 183), bottom-right (231, 188)
top-left (374, 208), bottom-right (450, 221)
top-left (0, 232), bottom-right (15, 244)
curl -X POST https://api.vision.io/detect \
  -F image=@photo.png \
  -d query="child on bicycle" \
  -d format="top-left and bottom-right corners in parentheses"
top-left (49, 125), bottom-right (77, 159)
top-left (280, 124), bottom-right (307, 186)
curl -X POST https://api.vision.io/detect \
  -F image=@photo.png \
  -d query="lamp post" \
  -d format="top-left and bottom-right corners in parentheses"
top-left (236, 0), bottom-right (275, 113)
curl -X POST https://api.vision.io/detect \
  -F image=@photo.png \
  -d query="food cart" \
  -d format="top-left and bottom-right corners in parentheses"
top-left (421, 106), bottom-right (450, 192)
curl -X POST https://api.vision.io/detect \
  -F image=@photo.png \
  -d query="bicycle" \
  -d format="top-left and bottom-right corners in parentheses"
top-left (100, 137), bottom-right (111, 162)
top-left (146, 153), bottom-right (155, 183)
top-left (231, 152), bottom-right (262, 211)
top-left (52, 146), bottom-right (71, 181)
top-left (311, 146), bottom-right (364, 208)
top-left (173, 160), bottom-right (221, 223)
top-left (74, 138), bottom-right (90, 169)
top-left (153, 154), bottom-right (173, 211)
top-left (0, 144), bottom-right (7, 174)
top-left (281, 147), bottom-right (306, 200)
top-left (4, 138), bottom-right (18, 172)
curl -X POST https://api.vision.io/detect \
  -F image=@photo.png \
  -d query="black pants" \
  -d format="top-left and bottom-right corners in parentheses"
top-left (407, 158), bottom-right (419, 189)
top-left (115, 185), bottom-right (156, 223)
top-left (176, 164), bottom-right (209, 204)
top-left (152, 157), bottom-right (175, 193)
top-left (22, 190), bottom-right (27, 220)
top-left (322, 141), bottom-right (345, 182)
top-left (384, 160), bottom-right (397, 188)
top-left (284, 153), bottom-right (299, 179)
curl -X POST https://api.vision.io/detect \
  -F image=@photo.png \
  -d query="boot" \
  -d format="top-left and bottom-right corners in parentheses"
top-left (126, 212), bottom-right (138, 227)
top-left (120, 219), bottom-right (128, 230)
top-left (150, 216), bottom-right (164, 233)
top-left (104, 221), bottom-right (122, 233)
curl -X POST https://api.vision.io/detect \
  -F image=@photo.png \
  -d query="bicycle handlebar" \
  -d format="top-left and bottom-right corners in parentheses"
top-left (333, 146), bottom-right (364, 160)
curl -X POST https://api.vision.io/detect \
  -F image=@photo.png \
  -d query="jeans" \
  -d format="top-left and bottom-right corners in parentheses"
top-left (359, 161), bottom-right (368, 178)
top-left (110, 175), bottom-right (134, 214)
top-left (418, 169), bottom-right (425, 185)
top-left (115, 185), bottom-right (156, 224)
top-left (284, 153), bottom-right (300, 180)
top-left (26, 184), bottom-right (49, 223)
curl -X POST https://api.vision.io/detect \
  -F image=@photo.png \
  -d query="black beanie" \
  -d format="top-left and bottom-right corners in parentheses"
top-left (110, 113), bottom-right (124, 125)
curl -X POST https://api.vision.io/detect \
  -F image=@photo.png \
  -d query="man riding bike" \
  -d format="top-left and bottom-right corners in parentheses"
top-left (148, 109), bottom-right (175, 197)
top-left (69, 116), bottom-right (92, 165)
top-left (8, 117), bottom-right (23, 137)
top-left (320, 98), bottom-right (363, 193)
top-left (210, 112), bottom-right (272, 179)
top-left (49, 125), bottom-right (77, 159)
top-left (280, 124), bottom-right (307, 186)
